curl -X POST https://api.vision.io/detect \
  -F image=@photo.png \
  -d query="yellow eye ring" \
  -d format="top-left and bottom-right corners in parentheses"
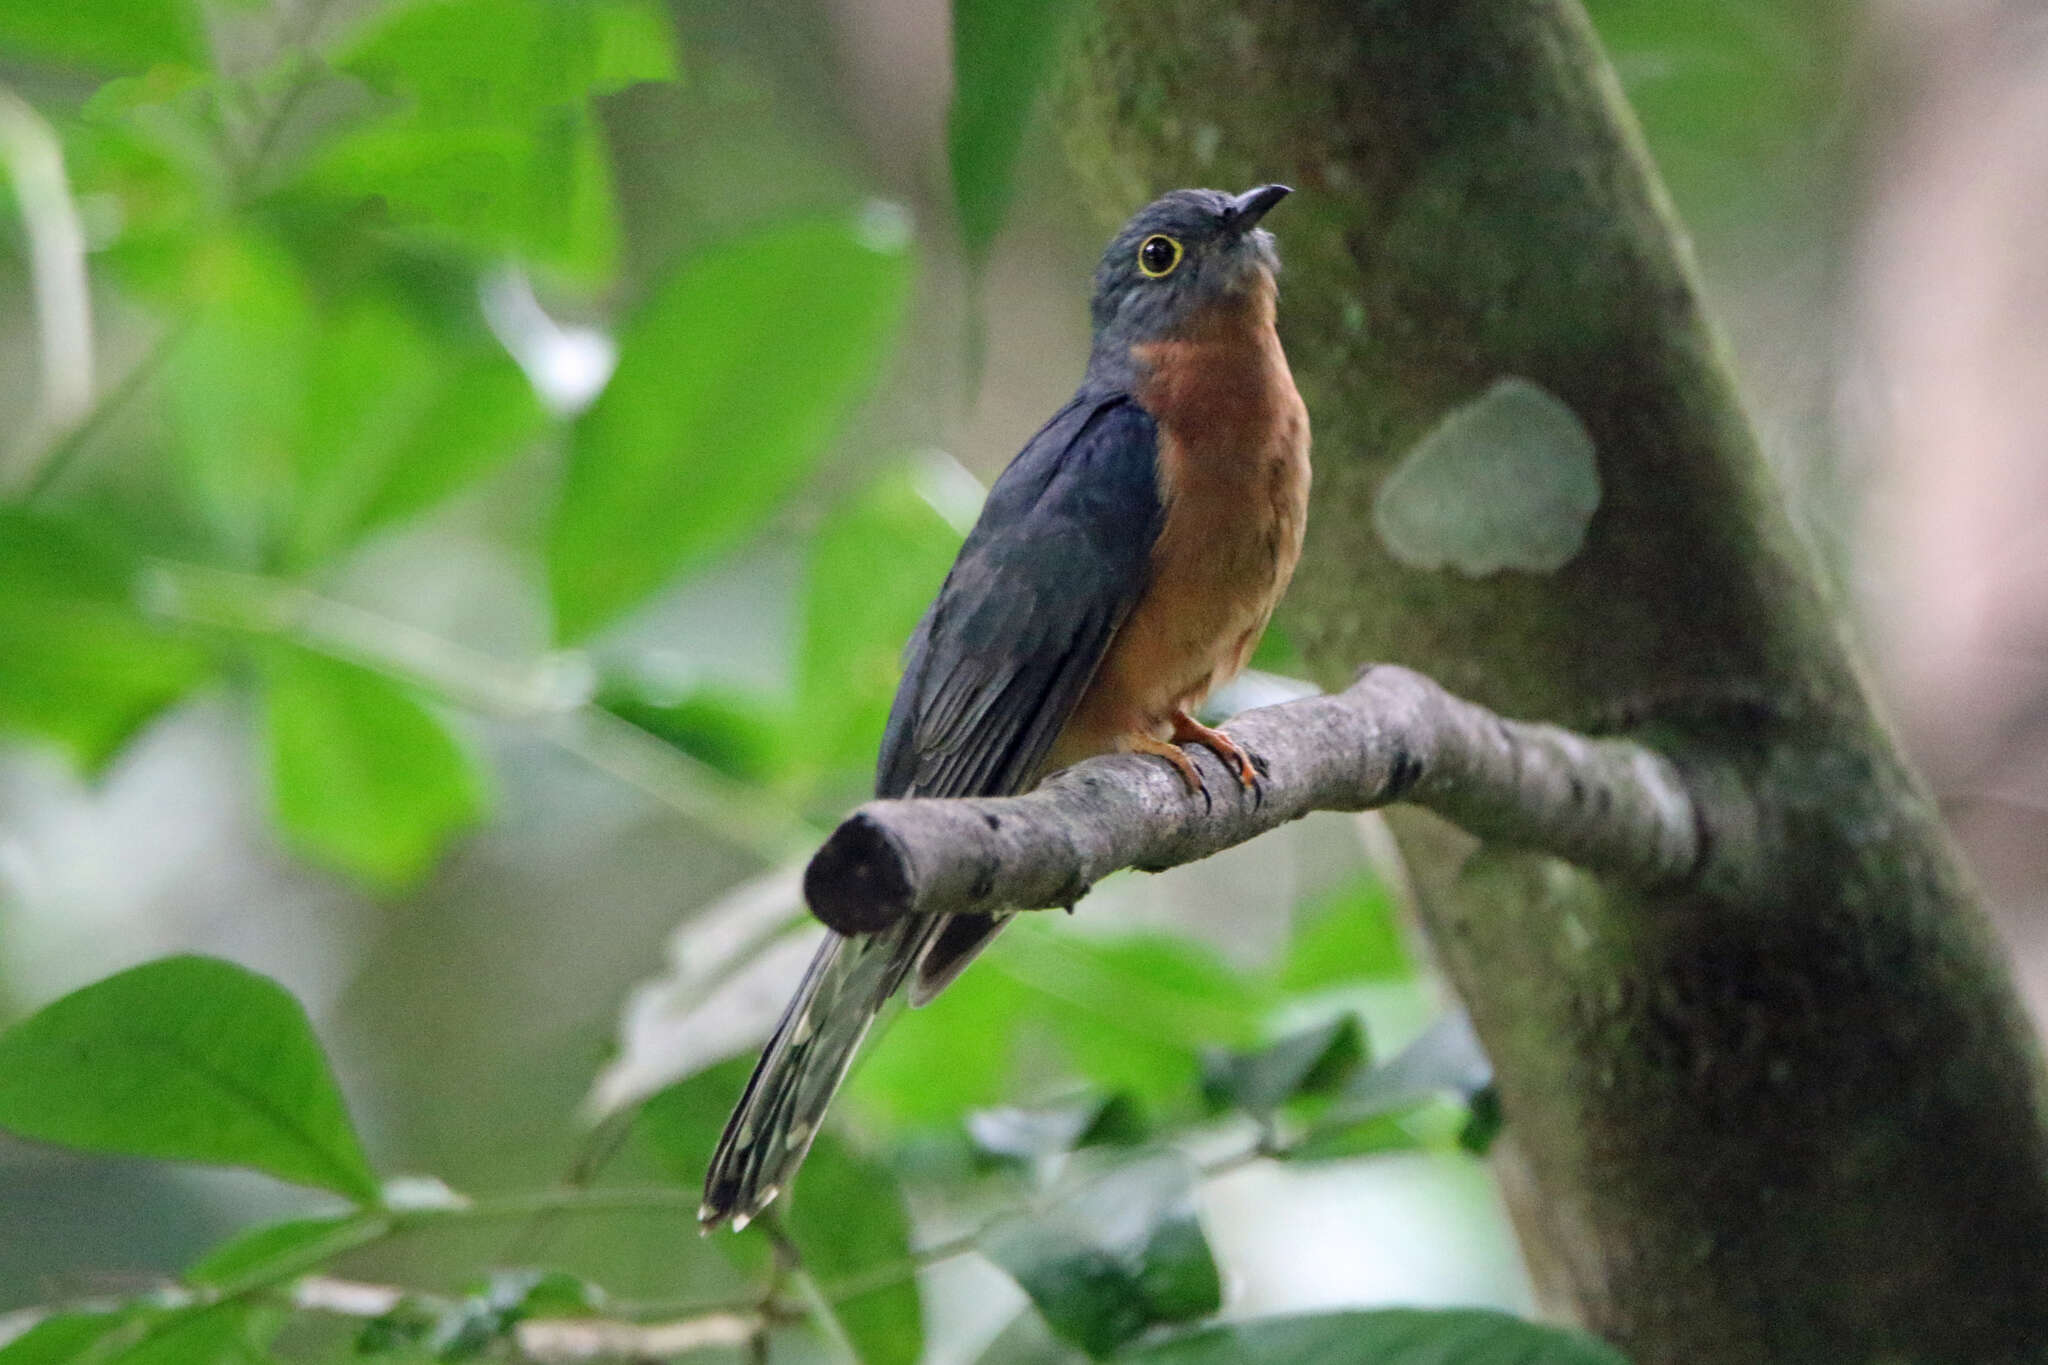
top-left (1137, 234), bottom-right (1183, 278)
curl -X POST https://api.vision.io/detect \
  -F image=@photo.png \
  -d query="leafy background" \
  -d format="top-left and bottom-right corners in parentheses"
top-left (0, 0), bottom-right (1941, 1360)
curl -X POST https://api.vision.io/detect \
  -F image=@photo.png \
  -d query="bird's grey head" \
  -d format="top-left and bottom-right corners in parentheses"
top-left (1087, 184), bottom-right (1290, 374)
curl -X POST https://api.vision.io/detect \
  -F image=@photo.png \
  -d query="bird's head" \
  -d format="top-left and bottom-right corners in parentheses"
top-left (1087, 184), bottom-right (1291, 361)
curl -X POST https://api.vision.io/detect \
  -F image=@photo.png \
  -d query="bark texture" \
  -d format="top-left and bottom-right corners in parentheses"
top-left (805, 665), bottom-right (1712, 934)
top-left (1050, 2), bottom-right (2048, 1359)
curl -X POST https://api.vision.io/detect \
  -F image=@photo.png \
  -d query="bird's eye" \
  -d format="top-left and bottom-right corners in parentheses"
top-left (1137, 234), bottom-right (1182, 278)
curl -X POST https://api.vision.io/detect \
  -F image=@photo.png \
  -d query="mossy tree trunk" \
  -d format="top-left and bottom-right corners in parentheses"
top-left (1055, 2), bottom-right (2048, 1359)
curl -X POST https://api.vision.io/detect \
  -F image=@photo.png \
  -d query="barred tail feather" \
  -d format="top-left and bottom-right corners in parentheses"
top-left (699, 917), bottom-right (935, 1229)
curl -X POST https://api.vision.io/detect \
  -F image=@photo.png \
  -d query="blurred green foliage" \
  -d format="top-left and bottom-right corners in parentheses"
top-left (0, 0), bottom-right (1846, 1356)
top-left (0, 925), bottom-right (1537, 1362)
top-left (0, 0), bottom-right (206, 73)
top-left (0, 512), bottom-right (207, 768)
top-left (1585, 0), bottom-right (1849, 246)
top-left (947, 0), bottom-right (1084, 264)
top-left (551, 215), bottom-right (910, 639)
top-left (261, 647), bottom-right (488, 888)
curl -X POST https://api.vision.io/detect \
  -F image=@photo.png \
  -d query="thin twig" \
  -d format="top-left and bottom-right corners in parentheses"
top-left (518, 1311), bottom-right (759, 1362)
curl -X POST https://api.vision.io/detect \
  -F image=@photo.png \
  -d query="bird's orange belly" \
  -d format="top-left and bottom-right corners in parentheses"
top-left (1049, 402), bottom-right (1309, 771)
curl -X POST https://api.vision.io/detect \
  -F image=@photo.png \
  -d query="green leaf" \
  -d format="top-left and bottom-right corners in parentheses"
top-left (261, 649), bottom-right (488, 889)
top-left (67, 70), bottom-right (217, 284)
top-left (787, 1136), bottom-right (924, 1365)
top-left (1339, 1012), bottom-right (1491, 1113)
top-left (0, 512), bottom-right (209, 770)
top-left (0, 1303), bottom-right (279, 1365)
top-left (342, 347), bottom-right (547, 547)
top-left (1279, 874), bottom-right (1413, 990)
top-left (551, 213), bottom-right (911, 639)
top-left (112, 1303), bottom-right (278, 1365)
top-left (984, 1152), bottom-right (1220, 1359)
top-left (1285, 1013), bottom-right (1493, 1162)
top-left (796, 464), bottom-right (962, 776)
top-left (947, 0), bottom-right (1085, 261)
top-left (963, 1307), bottom-right (1088, 1365)
top-left (360, 1268), bottom-right (604, 1359)
top-left (854, 922), bottom-right (1267, 1131)
top-left (0, 0), bottom-right (202, 72)
top-left (0, 956), bottom-right (378, 1201)
top-left (355, 1298), bottom-right (438, 1358)
top-left (1118, 1309), bottom-right (1631, 1364)
top-left (1199, 1015), bottom-right (1368, 1115)
top-left (165, 234), bottom-right (314, 563)
top-left (282, 299), bottom-right (444, 562)
top-left (164, 237), bottom-right (546, 568)
top-left (501, 1269), bottom-right (604, 1320)
top-left (848, 951), bottom-right (1034, 1129)
top-left (598, 685), bottom-right (790, 786)
top-left (184, 1214), bottom-right (368, 1288)
top-left (284, 304), bottom-right (547, 568)
top-left (389, 1271), bottom-right (595, 1360)
top-left (0, 1314), bottom-right (126, 1365)
top-left (992, 1236), bottom-right (1144, 1361)
top-left (1282, 1102), bottom-right (1461, 1163)
top-left (633, 1056), bottom-right (773, 1279)
top-left (321, 0), bottom-right (673, 276)
top-left (1132, 1211), bottom-right (1218, 1326)
top-left (1013, 931), bottom-right (1269, 1110)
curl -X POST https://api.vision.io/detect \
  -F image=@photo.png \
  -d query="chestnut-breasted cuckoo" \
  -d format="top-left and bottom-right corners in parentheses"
top-left (703, 185), bottom-right (1310, 1229)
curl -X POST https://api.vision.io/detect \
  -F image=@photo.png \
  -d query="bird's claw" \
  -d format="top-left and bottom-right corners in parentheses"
top-left (1122, 714), bottom-right (1266, 812)
top-left (1169, 711), bottom-right (1263, 807)
top-left (1238, 749), bottom-right (1271, 810)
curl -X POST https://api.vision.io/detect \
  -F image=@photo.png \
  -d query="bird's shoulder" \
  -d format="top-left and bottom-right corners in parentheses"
top-left (937, 387), bottom-right (1164, 632)
top-left (965, 386), bottom-right (1162, 547)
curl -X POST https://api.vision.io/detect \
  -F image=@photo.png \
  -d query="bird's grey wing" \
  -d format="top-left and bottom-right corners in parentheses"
top-left (878, 391), bottom-right (1164, 802)
top-left (877, 391), bottom-right (1164, 1000)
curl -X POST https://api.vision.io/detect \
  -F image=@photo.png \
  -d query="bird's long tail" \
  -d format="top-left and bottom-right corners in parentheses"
top-left (699, 916), bottom-right (934, 1229)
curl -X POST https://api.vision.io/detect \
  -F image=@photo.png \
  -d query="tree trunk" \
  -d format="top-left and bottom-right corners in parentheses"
top-left (1053, 1), bottom-right (2048, 1359)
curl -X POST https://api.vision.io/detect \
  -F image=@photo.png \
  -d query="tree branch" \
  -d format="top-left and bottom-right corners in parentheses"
top-left (803, 665), bottom-right (1731, 934)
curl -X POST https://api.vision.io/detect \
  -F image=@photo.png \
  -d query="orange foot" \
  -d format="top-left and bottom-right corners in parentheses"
top-left (1169, 709), bottom-right (1261, 792)
top-left (1121, 712), bottom-right (1264, 809)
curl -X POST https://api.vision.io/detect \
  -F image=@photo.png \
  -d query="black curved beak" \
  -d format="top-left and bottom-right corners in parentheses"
top-left (1225, 183), bottom-right (1291, 232)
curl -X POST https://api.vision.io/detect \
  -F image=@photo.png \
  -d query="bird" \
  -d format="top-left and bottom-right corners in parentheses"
top-left (700, 184), bottom-right (1311, 1230)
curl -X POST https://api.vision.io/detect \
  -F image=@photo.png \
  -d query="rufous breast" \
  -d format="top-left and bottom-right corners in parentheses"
top-left (1054, 271), bottom-right (1310, 762)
